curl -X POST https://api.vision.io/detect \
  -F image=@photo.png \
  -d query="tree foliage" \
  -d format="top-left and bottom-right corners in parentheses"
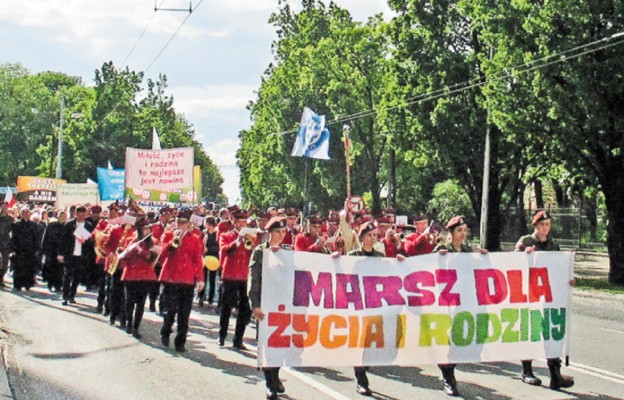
top-left (0, 61), bottom-right (224, 203)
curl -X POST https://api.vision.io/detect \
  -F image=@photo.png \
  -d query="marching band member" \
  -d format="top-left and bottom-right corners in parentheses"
top-left (248, 216), bottom-right (291, 400)
top-left (149, 206), bottom-right (173, 313)
top-left (120, 217), bottom-right (159, 339)
top-left (403, 214), bottom-right (437, 256)
top-left (515, 210), bottom-right (575, 390)
top-left (434, 216), bottom-right (488, 396)
top-left (282, 208), bottom-right (299, 246)
top-left (159, 209), bottom-right (205, 352)
top-left (294, 215), bottom-right (329, 253)
top-left (105, 214), bottom-right (135, 328)
top-left (218, 209), bottom-right (254, 349)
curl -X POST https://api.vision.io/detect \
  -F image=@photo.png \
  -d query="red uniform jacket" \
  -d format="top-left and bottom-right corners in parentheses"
top-left (403, 233), bottom-right (435, 256)
top-left (294, 233), bottom-right (326, 253)
top-left (121, 238), bottom-right (158, 282)
top-left (219, 230), bottom-right (252, 281)
top-left (381, 237), bottom-right (404, 258)
top-left (283, 228), bottom-right (299, 246)
top-left (151, 222), bottom-right (168, 243)
top-left (104, 225), bottom-right (135, 272)
top-left (159, 230), bottom-right (204, 286)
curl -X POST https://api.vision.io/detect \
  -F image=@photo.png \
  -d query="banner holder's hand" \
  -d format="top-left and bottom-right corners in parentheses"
top-left (331, 251), bottom-right (341, 259)
top-left (525, 245), bottom-right (535, 254)
top-left (396, 254), bottom-right (406, 261)
top-left (253, 307), bottom-right (265, 321)
top-left (438, 249), bottom-right (448, 255)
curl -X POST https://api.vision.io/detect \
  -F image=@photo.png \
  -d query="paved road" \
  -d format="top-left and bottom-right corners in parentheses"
top-left (0, 275), bottom-right (623, 400)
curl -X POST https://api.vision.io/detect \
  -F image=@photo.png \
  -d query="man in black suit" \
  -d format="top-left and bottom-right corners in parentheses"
top-left (58, 205), bottom-right (94, 305)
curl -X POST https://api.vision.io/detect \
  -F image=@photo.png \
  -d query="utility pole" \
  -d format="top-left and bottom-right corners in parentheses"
top-left (56, 94), bottom-right (64, 179)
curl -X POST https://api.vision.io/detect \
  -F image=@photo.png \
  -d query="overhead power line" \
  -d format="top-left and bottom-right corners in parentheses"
top-left (269, 30), bottom-right (624, 137)
top-left (94, 0), bottom-right (204, 132)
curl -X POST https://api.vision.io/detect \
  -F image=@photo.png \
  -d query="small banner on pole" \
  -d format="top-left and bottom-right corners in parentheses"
top-left (97, 167), bottom-right (125, 201)
top-left (125, 147), bottom-right (196, 203)
top-left (16, 176), bottom-right (66, 203)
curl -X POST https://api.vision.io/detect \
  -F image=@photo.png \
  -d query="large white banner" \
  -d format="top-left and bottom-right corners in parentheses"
top-left (56, 183), bottom-right (100, 209)
top-left (125, 147), bottom-right (195, 203)
top-left (258, 251), bottom-right (574, 368)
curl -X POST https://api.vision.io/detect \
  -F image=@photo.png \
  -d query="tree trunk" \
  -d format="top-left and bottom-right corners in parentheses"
top-left (484, 126), bottom-right (502, 251)
top-left (603, 174), bottom-right (624, 285)
top-left (534, 179), bottom-right (544, 210)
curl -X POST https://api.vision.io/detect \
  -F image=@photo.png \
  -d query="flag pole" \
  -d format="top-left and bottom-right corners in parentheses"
top-left (342, 124), bottom-right (351, 197)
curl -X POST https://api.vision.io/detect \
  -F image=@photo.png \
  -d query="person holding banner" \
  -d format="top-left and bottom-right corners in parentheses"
top-left (159, 210), bottom-right (205, 352)
top-left (332, 221), bottom-right (405, 396)
top-left (514, 210), bottom-right (575, 390)
top-left (248, 216), bottom-right (291, 400)
top-left (218, 209), bottom-right (254, 350)
top-left (120, 217), bottom-right (159, 339)
top-left (434, 215), bottom-right (488, 396)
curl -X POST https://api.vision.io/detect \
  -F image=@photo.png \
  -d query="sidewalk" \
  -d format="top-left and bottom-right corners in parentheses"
top-left (0, 316), bottom-right (14, 400)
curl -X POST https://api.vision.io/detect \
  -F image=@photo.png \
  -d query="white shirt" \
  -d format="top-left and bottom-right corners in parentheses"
top-left (73, 221), bottom-right (85, 256)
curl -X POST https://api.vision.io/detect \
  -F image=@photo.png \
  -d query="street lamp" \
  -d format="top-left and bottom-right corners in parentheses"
top-left (55, 94), bottom-right (83, 179)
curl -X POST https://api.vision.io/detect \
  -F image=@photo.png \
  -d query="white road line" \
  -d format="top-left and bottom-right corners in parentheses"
top-left (244, 342), bottom-right (353, 400)
top-left (284, 367), bottom-right (354, 400)
top-left (600, 327), bottom-right (624, 336)
top-left (569, 362), bottom-right (624, 385)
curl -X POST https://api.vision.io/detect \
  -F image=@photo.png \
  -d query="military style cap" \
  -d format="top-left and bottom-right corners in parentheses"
top-left (446, 215), bottom-right (465, 231)
top-left (90, 205), bottom-right (102, 213)
top-left (177, 208), bottom-right (193, 220)
top-left (307, 215), bottom-right (323, 225)
top-left (266, 216), bottom-right (287, 231)
top-left (532, 210), bottom-right (551, 225)
top-left (412, 214), bottom-right (428, 223)
top-left (358, 221), bottom-right (377, 238)
top-left (232, 210), bottom-right (248, 219)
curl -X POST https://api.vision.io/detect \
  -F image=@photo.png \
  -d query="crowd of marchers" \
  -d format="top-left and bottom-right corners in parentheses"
top-left (0, 196), bottom-right (574, 399)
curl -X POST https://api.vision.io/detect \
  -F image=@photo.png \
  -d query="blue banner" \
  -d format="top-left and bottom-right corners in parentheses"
top-left (97, 168), bottom-right (125, 201)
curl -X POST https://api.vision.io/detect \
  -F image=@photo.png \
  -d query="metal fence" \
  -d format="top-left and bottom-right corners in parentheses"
top-left (497, 207), bottom-right (608, 252)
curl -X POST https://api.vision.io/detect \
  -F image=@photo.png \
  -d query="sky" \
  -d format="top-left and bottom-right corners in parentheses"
top-left (0, 0), bottom-right (393, 204)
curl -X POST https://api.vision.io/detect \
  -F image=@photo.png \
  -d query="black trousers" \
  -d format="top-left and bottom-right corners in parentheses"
top-left (12, 253), bottom-right (37, 290)
top-left (109, 270), bottom-right (125, 324)
top-left (124, 281), bottom-right (150, 331)
top-left (219, 279), bottom-right (251, 344)
top-left (148, 264), bottom-right (162, 308)
top-left (160, 283), bottom-right (195, 347)
top-left (95, 263), bottom-right (108, 308)
top-left (354, 366), bottom-right (369, 387)
top-left (263, 367), bottom-right (281, 390)
top-left (63, 256), bottom-right (84, 300)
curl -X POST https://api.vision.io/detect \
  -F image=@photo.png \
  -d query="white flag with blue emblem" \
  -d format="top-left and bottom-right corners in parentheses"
top-left (291, 107), bottom-right (331, 160)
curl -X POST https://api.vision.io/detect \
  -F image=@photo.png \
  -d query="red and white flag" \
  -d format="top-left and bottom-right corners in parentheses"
top-left (4, 186), bottom-right (16, 207)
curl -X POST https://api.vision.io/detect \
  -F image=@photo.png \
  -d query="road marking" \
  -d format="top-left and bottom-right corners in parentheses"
top-left (600, 327), bottom-right (624, 336)
top-left (244, 342), bottom-right (353, 400)
top-left (284, 368), bottom-right (354, 400)
top-left (569, 362), bottom-right (624, 385)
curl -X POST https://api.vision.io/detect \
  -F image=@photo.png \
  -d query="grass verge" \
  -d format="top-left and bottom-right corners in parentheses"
top-left (575, 277), bottom-right (624, 294)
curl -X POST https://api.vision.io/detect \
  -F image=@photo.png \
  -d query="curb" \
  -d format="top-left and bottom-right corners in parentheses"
top-left (0, 343), bottom-right (13, 400)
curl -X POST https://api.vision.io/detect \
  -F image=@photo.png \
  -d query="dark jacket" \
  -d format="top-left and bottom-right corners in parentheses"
top-left (58, 218), bottom-right (95, 258)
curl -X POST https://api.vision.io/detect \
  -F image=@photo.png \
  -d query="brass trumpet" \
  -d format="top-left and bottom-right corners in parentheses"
top-left (244, 238), bottom-right (254, 250)
top-left (169, 230), bottom-right (186, 252)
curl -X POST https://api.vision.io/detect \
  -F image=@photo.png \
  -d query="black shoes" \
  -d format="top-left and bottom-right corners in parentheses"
top-left (548, 359), bottom-right (574, 390)
top-left (161, 335), bottom-right (170, 347)
top-left (175, 344), bottom-right (186, 353)
top-left (149, 303), bottom-right (156, 312)
top-left (132, 331), bottom-right (142, 339)
top-left (356, 384), bottom-right (372, 396)
top-left (218, 337), bottom-right (225, 347)
top-left (62, 300), bottom-right (68, 306)
top-left (265, 388), bottom-right (278, 400)
top-left (233, 342), bottom-right (248, 351)
top-left (95, 305), bottom-right (103, 313)
top-left (443, 379), bottom-right (459, 396)
top-left (522, 372), bottom-right (542, 386)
